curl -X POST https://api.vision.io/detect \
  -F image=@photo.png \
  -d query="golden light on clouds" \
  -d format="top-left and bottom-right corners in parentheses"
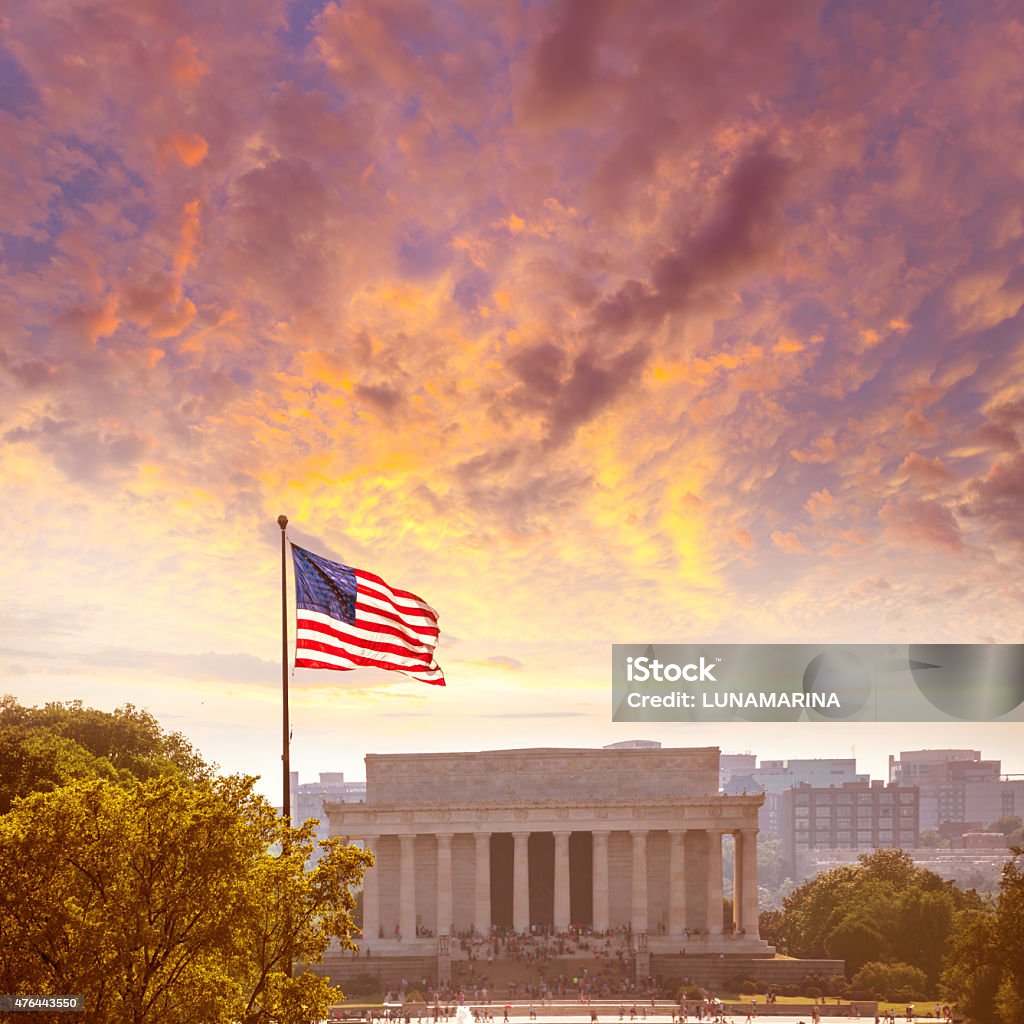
top-left (2, 0), bottom-right (1024, 790)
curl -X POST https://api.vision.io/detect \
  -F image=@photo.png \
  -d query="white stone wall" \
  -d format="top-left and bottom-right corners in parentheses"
top-left (366, 748), bottom-right (720, 804)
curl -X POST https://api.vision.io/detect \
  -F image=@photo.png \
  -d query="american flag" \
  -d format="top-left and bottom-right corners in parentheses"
top-left (291, 544), bottom-right (445, 686)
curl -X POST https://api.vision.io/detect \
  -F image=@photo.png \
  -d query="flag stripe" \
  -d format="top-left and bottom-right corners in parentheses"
top-left (294, 657), bottom-right (444, 685)
top-left (298, 609), bottom-right (436, 655)
top-left (356, 582), bottom-right (437, 627)
top-left (358, 575), bottom-right (437, 619)
top-left (295, 647), bottom-right (445, 683)
top-left (296, 638), bottom-right (433, 673)
top-left (353, 567), bottom-right (438, 616)
top-left (355, 596), bottom-right (440, 638)
top-left (296, 626), bottom-right (433, 665)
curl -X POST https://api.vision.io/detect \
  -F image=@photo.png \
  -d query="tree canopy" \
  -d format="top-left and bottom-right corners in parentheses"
top-left (0, 699), bottom-right (370, 1024)
top-left (941, 847), bottom-right (1024, 1024)
top-left (762, 848), bottom-right (985, 989)
top-left (0, 696), bottom-right (208, 813)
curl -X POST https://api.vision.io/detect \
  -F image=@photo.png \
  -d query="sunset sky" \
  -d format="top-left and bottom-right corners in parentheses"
top-left (3, 0), bottom-right (1024, 801)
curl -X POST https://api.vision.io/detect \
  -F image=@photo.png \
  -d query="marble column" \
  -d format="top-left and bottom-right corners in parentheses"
top-left (732, 831), bottom-right (744, 933)
top-left (399, 833), bottom-right (417, 941)
top-left (631, 830), bottom-right (649, 935)
top-left (512, 831), bottom-right (530, 933)
top-left (668, 829), bottom-right (687, 936)
top-left (741, 828), bottom-right (760, 938)
top-left (362, 835), bottom-right (380, 943)
top-left (553, 830), bottom-right (571, 932)
top-left (474, 832), bottom-right (492, 934)
top-left (436, 833), bottom-right (453, 937)
top-left (592, 830), bottom-right (610, 932)
top-left (706, 829), bottom-right (723, 937)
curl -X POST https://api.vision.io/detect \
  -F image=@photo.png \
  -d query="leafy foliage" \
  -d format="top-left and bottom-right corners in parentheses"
top-left (851, 962), bottom-right (928, 1002)
top-left (941, 910), bottom-right (1003, 1024)
top-left (0, 773), bottom-right (371, 1024)
top-left (0, 700), bottom-right (371, 1024)
top-left (988, 816), bottom-right (1024, 848)
top-left (936, 843), bottom-right (1024, 1024)
top-left (0, 696), bottom-right (208, 812)
top-left (765, 848), bottom-right (983, 990)
top-left (939, 847), bottom-right (1024, 1024)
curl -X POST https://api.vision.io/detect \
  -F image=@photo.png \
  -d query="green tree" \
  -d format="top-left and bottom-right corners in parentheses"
top-left (917, 829), bottom-right (946, 849)
top-left (0, 772), bottom-right (371, 1024)
top-left (823, 913), bottom-right (891, 977)
top-left (993, 847), bottom-right (1024, 1022)
top-left (851, 962), bottom-right (928, 1001)
top-left (768, 848), bottom-right (979, 991)
top-left (758, 908), bottom-right (785, 948)
top-left (0, 697), bottom-right (207, 812)
top-left (766, 862), bottom-right (860, 957)
top-left (941, 847), bottom-right (1024, 1024)
top-left (941, 909), bottom-right (1002, 1024)
top-left (986, 817), bottom-right (1024, 848)
top-left (891, 887), bottom-right (955, 987)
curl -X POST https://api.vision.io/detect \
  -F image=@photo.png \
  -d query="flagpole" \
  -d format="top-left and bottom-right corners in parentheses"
top-left (278, 514), bottom-right (293, 981)
top-left (279, 514), bottom-right (290, 825)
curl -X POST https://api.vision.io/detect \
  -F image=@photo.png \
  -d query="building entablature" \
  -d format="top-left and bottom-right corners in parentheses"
top-left (326, 795), bottom-right (763, 836)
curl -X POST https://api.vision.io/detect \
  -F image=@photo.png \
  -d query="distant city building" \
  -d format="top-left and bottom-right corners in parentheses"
top-left (781, 779), bottom-right (919, 875)
top-left (952, 831), bottom-right (1008, 851)
top-left (719, 753), bottom-right (757, 791)
top-left (285, 772), bottom-right (367, 863)
top-left (722, 757), bottom-right (868, 835)
top-left (889, 749), bottom-right (1022, 829)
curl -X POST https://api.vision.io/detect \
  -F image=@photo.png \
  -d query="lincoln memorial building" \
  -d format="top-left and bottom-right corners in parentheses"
top-left (326, 745), bottom-right (774, 969)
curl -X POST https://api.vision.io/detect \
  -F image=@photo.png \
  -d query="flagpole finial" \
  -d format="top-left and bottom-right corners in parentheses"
top-left (278, 515), bottom-right (288, 531)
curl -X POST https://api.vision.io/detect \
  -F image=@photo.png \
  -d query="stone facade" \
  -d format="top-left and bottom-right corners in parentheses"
top-left (327, 746), bottom-right (772, 968)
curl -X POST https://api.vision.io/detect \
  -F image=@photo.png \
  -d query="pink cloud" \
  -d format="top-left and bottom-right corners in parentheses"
top-left (771, 531), bottom-right (807, 555)
top-left (880, 498), bottom-right (964, 553)
top-left (804, 488), bottom-right (837, 517)
top-left (899, 451), bottom-right (956, 485)
top-left (960, 453), bottom-right (1024, 544)
top-left (790, 437), bottom-right (839, 464)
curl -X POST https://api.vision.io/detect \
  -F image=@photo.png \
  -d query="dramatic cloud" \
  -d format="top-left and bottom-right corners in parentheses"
top-left (3, 1), bottom-right (1024, 783)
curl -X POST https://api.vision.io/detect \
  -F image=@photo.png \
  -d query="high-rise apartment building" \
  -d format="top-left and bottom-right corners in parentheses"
top-left (888, 750), bottom-right (1020, 829)
top-left (781, 779), bottom-right (919, 875)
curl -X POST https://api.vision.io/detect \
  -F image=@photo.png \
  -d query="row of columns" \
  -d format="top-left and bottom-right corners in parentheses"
top-left (361, 828), bottom-right (759, 941)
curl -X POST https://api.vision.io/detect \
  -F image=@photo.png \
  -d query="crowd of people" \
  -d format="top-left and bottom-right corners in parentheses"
top-left (455, 925), bottom-right (637, 964)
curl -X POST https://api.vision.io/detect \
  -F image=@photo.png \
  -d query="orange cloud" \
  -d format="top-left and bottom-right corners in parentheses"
top-left (161, 131), bottom-right (209, 167)
top-left (805, 489), bottom-right (837, 517)
top-left (174, 199), bottom-right (202, 275)
top-left (169, 37), bottom-right (208, 89)
top-left (732, 528), bottom-right (755, 550)
top-left (773, 336), bottom-right (804, 354)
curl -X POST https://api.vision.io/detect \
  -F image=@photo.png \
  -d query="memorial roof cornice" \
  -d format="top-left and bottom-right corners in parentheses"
top-left (324, 794), bottom-right (764, 837)
top-left (325, 794), bottom-right (764, 813)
